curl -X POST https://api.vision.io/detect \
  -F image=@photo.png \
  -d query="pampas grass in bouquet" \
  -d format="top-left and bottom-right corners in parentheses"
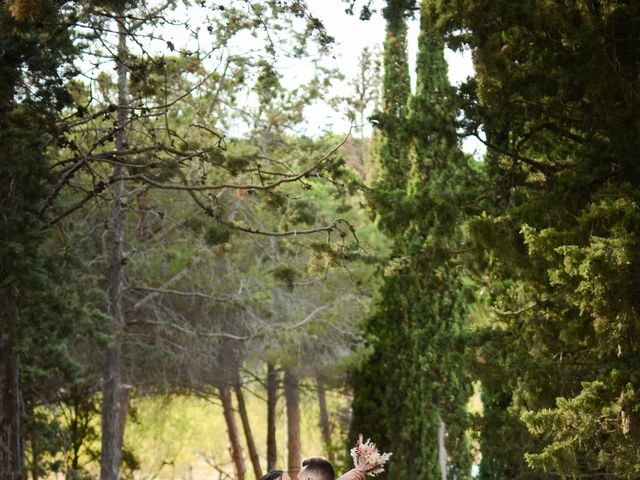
top-left (350, 434), bottom-right (392, 476)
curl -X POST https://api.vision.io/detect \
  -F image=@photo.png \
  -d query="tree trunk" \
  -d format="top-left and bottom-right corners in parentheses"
top-left (234, 378), bottom-right (263, 480)
top-left (219, 384), bottom-right (246, 480)
top-left (266, 363), bottom-right (278, 471)
top-left (30, 429), bottom-right (38, 480)
top-left (284, 369), bottom-right (301, 477)
top-left (100, 21), bottom-right (129, 480)
top-left (438, 419), bottom-right (447, 480)
top-left (117, 384), bottom-right (131, 454)
top-left (0, 298), bottom-right (23, 480)
top-left (316, 379), bottom-right (334, 464)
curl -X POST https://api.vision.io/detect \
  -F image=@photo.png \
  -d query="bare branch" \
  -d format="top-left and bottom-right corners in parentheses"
top-left (127, 262), bottom-right (203, 316)
top-left (128, 286), bottom-right (235, 303)
top-left (119, 131), bottom-right (351, 192)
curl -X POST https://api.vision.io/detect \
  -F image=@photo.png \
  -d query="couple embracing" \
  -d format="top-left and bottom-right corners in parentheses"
top-left (261, 456), bottom-right (366, 480)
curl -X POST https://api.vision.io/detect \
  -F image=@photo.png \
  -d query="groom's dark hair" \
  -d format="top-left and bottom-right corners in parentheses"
top-left (261, 471), bottom-right (284, 480)
top-left (302, 457), bottom-right (335, 480)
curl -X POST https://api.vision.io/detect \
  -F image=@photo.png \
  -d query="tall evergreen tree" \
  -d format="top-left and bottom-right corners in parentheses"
top-left (349, 0), bottom-right (412, 465)
top-left (350, 1), bottom-right (475, 479)
top-left (433, 0), bottom-right (640, 477)
top-left (368, 0), bottom-right (412, 233)
top-left (0, 2), bottom-right (78, 476)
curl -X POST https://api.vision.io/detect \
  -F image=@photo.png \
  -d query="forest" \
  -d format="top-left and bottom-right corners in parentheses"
top-left (1, 0), bottom-right (639, 479)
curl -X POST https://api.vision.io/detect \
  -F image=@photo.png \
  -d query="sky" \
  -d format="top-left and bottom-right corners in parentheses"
top-left (82, 0), bottom-right (482, 156)
top-left (305, 0), bottom-right (475, 86)
top-left (299, 0), bottom-right (483, 156)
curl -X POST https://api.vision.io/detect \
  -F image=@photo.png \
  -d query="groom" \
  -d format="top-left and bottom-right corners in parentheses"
top-left (297, 457), bottom-right (365, 480)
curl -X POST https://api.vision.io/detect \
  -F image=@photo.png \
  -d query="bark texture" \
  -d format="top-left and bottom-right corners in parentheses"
top-left (235, 379), bottom-right (263, 480)
top-left (438, 419), bottom-right (447, 480)
top-left (220, 384), bottom-right (246, 480)
top-left (284, 369), bottom-right (301, 477)
top-left (100, 22), bottom-right (129, 480)
top-left (266, 364), bottom-right (278, 471)
top-left (117, 384), bottom-right (132, 454)
top-left (0, 298), bottom-right (22, 480)
top-left (317, 379), bottom-right (334, 463)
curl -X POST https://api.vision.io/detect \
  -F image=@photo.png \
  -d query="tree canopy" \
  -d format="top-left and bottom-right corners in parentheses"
top-left (1, 0), bottom-right (639, 479)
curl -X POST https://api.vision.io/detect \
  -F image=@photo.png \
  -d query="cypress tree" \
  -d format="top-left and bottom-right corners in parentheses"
top-left (349, 0), bottom-right (412, 465)
top-left (350, 1), bottom-right (475, 479)
top-left (368, 0), bottom-right (412, 234)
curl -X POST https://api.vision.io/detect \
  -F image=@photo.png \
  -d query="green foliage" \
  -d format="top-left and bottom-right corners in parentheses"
top-left (204, 223), bottom-right (234, 246)
top-left (368, 0), bottom-right (412, 234)
top-left (271, 264), bottom-right (298, 291)
top-left (350, 2), bottom-right (476, 479)
top-left (432, 0), bottom-right (640, 477)
top-left (8, 0), bottom-right (640, 478)
top-left (0, 4), bottom-right (113, 478)
top-left (522, 380), bottom-right (640, 478)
